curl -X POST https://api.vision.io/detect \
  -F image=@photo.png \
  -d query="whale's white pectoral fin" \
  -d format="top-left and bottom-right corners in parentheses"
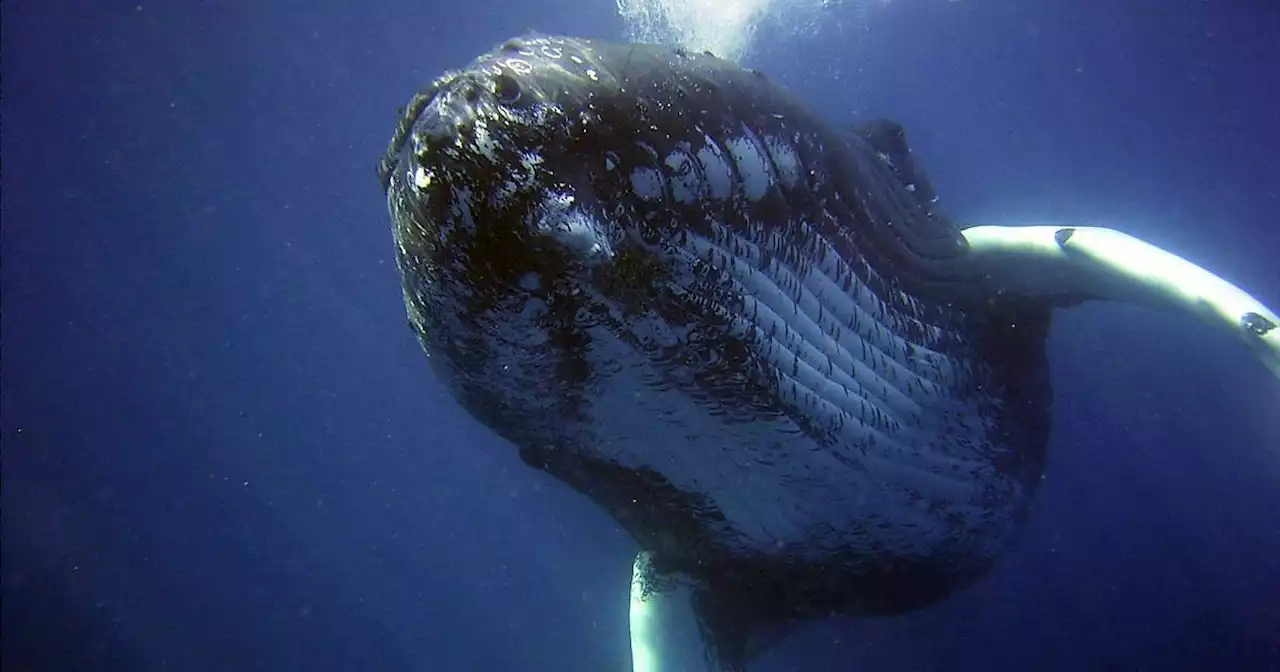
top-left (961, 225), bottom-right (1280, 379)
top-left (630, 552), bottom-right (717, 672)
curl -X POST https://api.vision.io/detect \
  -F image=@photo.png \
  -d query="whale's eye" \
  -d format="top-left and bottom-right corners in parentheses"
top-left (493, 73), bottom-right (522, 105)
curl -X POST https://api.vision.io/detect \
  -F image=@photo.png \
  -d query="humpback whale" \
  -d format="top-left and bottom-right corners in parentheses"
top-left (378, 35), bottom-right (1280, 670)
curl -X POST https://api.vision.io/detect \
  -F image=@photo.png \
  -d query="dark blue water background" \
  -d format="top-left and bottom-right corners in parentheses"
top-left (4, 1), bottom-right (1278, 669)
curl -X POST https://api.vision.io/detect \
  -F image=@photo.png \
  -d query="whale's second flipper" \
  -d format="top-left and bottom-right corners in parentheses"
top-left (630, 554), bottom-right (707, 672)
top-left (631, 553), bottom-right (808, 671)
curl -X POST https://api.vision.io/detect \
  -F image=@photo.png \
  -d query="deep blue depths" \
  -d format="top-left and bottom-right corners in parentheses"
top-left (4, 1), bottom-right (1279, 670)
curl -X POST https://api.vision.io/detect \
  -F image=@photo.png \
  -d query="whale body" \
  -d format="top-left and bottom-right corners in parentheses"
top-left (378, 34), bottom-right (1279, 670)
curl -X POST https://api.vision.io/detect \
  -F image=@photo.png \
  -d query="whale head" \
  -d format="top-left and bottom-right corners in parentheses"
top-left (378, 35), bottom-right (853, 454)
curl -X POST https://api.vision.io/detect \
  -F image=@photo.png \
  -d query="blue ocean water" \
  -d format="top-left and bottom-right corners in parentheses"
top-left (3, 1), bottom-right (1278, 670)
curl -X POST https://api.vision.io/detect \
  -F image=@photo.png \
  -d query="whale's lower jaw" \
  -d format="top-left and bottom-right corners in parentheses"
top-left (432, 332), bottom-right (1015, 622)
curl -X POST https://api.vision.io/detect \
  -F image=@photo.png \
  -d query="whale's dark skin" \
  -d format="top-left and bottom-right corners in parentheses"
top-left (380, 35), bottom-right (1053, 668)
